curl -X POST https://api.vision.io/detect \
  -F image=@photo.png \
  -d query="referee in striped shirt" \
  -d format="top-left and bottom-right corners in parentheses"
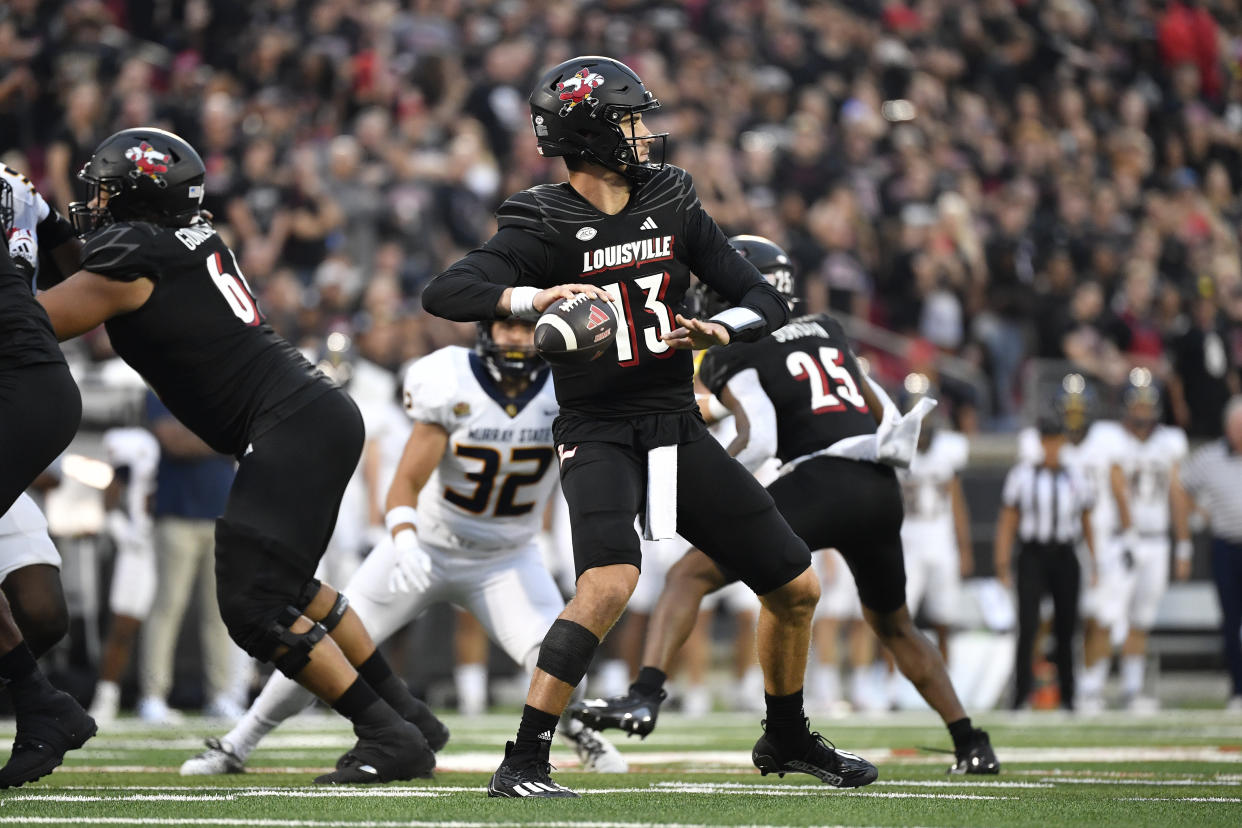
top-left (1180, 396), bottom-right (1242, 710)
top-left (995, 415), bottom-right (1096, 710)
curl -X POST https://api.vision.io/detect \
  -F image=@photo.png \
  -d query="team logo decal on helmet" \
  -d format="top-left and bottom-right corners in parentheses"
top-left (557, 69), bottom-right (606, 116)
top-left (125, 142), bottom-right (170, 186)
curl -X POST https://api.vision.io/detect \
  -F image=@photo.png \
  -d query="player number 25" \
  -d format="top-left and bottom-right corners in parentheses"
top-left (786, 347), bottom-right (867, 413)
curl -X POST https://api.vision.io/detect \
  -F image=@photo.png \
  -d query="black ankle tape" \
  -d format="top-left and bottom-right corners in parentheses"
top-left (535, 619), bottom-right (599, 686)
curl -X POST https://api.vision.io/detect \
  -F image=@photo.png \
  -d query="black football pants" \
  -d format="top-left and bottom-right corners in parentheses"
top-left (0, 361), bottom-right (80, 514)
top-left (1013, 541), bottom-right (1080, 710)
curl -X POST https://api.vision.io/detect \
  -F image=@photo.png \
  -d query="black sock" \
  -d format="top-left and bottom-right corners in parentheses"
top-left (947, 717), bottom-right (974, 753)
top-left (631, 666), bottom-right (667, 698)
top-left (513, 704), bottom-right (560, 759)
top-left (0, 643), bottom-right (53, 711)
top-left (331, 677), bottom-right (387, 724)
top-left (764, 689), bottom-right (811, 751)
top-left (357, 650), bottom-right (422, 720)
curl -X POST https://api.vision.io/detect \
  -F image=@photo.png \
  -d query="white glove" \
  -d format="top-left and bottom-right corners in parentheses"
top-left (7, 227), bottom-right (37, 281)
top-left (388, 529), bottom-right (431, 594)
top-left (877, 397), bottom-right (938, 469)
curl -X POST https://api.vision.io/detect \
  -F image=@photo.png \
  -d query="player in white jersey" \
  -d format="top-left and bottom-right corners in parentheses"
top-left (89, 428), bottom-right (161, 722)
top-left (0, 164), bottom-right (81, 657)
top-left (1016, 375), bottom-right (1126, 710)
top-left (898, 411), bottom-right (972, 661)
top-left (182, 319), bottom-right (625, 778)
top-left (1099, 371), bottom-right (1192, 710)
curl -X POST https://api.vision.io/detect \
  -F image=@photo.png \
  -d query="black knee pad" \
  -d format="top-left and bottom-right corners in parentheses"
top-left (535, 619), bottom-right (599, 686)
top-left (270, 605), bottom-right (329, 677)
top-left (319, 590), bottom-right (349, 633)
top-left (215, 520), bottom-right (319, 659)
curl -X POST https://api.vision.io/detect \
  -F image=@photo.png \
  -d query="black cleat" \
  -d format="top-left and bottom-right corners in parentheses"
top-left (752, 721), bottom-right (878, 788)
top-left (317, 720), bottom-right (435, 784)
top-left (487, 741), bottom-right (579, 798)
top-left (404, 697), bottom-right (450, 753)
top-left (568, 689), bottom-right (666, 738)
top-left (949, 728), bottom-right (999, 775)
top-left (0, 690), bottom-right (98, 789)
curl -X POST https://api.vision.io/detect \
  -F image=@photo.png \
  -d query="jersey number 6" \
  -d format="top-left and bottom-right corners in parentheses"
top-left (207, 251), bottom-right (261, 326)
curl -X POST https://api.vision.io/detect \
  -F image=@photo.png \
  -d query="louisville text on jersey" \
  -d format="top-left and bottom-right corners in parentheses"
top-left (581, 235), bottom-right (674, 276)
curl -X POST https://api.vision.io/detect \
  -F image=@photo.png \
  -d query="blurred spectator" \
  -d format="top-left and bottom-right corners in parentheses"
top-left (3, 0), bottom-right (1242, 431)
top-left (1169, 279), bottom-right (1240, 439)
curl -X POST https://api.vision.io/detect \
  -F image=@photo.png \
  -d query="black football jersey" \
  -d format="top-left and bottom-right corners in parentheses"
top-left (0, 269), bottom-right (62, 371)
top-left (424, 166), bottom-right (786, 419)
top-left (699, 313), bottom-right (875, 464)
top-left (81, 221), bottom-right (330, 456)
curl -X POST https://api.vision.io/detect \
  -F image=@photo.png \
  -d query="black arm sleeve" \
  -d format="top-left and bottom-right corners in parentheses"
top-left (421, 226), bottom-right (551, 322)
top-left (36, 209), bottom-right (79, 288)
top-left (682, 178), bottom-right (789, 342)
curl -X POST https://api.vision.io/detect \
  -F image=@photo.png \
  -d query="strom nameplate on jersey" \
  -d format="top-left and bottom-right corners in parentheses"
top-left (581, 235), bottom-right (674, 276)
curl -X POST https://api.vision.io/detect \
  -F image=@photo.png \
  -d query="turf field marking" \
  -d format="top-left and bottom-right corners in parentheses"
top-left (1045, 776), bottom-right (1242, 786)
top-left (1120, 796), bottom-right (1242, 803)
top-left (0, 819), bottom-right (917, 828)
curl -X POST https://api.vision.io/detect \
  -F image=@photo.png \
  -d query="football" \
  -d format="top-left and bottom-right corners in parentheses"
top-left (534, 293), bottom-right (618, 365)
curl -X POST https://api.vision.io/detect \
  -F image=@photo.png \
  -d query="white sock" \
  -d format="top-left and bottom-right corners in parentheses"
top-left (596, 659), bottom-right (631, 698)
top-left (1121, 654), bottom-right (1146, 698)
top-left (225, 671), bottom-right (315, 761)
top-left (849, 668), bottom-right (870, 709)
top-left (740, 665), bottom-right (764, 698)
top-left (91, 680), bottom-right (120, 710)
top-left (455, 663), bottom-right (488, 715)
top-left (809, 664), bottom-right (841, 706)
top-left (1079, 660), bottom-right (1109, 698)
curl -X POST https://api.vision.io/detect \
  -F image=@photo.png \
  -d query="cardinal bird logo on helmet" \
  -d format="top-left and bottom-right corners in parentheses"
top-left (557, 68), bottom-right (605, 116)
top-left (124, 142), bottom-right (170, 186)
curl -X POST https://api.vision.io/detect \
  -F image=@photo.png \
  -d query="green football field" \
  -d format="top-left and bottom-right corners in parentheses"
top-left (2, 708), bottom-right (1240, 827)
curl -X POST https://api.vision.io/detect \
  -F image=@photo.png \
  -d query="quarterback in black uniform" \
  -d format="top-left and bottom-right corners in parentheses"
top-left (0, 203), bottom-right (95, 788)
top-left (37, 127), bottom-right (447, 785)
top-left (574, 236), bottom-right (999, 775)
top-left (422, 56), bottom-right (876, 797)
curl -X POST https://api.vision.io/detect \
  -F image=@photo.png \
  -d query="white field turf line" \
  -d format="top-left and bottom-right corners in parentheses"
top-left (0, 821), bottom-right (924, 828)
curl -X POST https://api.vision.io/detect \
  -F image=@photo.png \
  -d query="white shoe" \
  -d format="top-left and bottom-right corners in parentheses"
top-left (89, 681), bottom-right (120, 724)
top-left (204, 695), bottom-right (247, 722)
top-left (180, 738), bottom-right (246, 775)
top-left (1226, 696), bottom-right (1242, 712)
top-left (137, 696), bottom-right (185, 724)
top-left (1077, 695), bottom-right (1106, 716)
top-left (1125, 695), bottom-right (1160, 714)
top-left (681, 685), bottom-right (712, 718)
top-left (562, 721), bottom-right (628, 773)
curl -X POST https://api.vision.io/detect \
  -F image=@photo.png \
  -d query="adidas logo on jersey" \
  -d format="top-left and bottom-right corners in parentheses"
top-left (639, 216), bottom-right (658, 230)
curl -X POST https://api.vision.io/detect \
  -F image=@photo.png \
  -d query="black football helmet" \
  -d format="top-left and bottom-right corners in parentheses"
top-left (690, 235), bottom-right (796, 319)
top-left (477, 319), bottom-right (546, 386)
top-left (70, 127), bottom-right (206, 234)
top-left (529, 56), bottom-right (667, 181)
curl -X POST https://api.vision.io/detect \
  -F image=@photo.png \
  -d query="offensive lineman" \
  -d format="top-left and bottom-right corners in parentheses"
top-left (182, 319), bottom-right (626, 778)
top-left (572, 237), bottom-right (998, 775)
top-left (36, 127), bottom-right (445, 784)
top-left (423, 57), bottom-right (876, 796)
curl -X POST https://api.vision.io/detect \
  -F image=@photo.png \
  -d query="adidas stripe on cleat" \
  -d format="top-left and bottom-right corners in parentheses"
top-left (487, 741), bottom-right (579, 798)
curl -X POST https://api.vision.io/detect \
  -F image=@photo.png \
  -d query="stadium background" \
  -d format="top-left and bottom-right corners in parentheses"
top-left (4, 0), bottom-right (1241, 711)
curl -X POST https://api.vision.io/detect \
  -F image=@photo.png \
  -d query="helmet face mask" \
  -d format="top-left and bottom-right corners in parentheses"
top-left (530, 57), bottom-right (669, 182)
top-left (477, 320), bottom-right (546, 386)
top-left (69, 127), bottom-right (206, 235)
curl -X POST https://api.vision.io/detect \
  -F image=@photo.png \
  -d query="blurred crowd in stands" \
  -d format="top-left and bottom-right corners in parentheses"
top-left (4, 0), bottom-right (1242, 434)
